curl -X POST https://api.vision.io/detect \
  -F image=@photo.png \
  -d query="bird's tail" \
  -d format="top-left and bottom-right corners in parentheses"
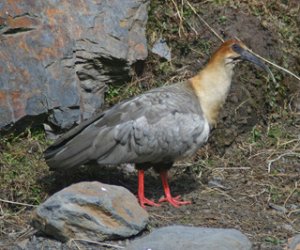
top-left (44, 128), bottom-right (98, 170)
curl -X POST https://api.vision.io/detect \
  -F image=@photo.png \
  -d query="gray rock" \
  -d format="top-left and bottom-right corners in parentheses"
top-left (32, 181), bottom-right (149, 242)
top-left (151, 38), bottom-right (171, 61)
top-left (287, 235), bottom-right (300, 250)
top-left (126, 225), bottom-right (252, 250)
top-left (0, 0), bottom-right (149, 131)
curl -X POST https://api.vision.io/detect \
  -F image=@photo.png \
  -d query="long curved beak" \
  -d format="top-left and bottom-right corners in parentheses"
top-left (239, 49), bottom-right (276, 83)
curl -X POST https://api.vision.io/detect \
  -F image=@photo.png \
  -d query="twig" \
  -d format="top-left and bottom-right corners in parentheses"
top-left (151, 213), bottom-right (179, 220)
top-left (288, 208), bottom-right (300, 217)
top-left (186, 20), bottom-right (198, 36)
top-left (16, 228), bottom-right (37, 241)
top-left (69, 239), bottom-right (82, 250)
top-left (267, 152), bottom-right (300, 173)
top-left (0, 198), bottom-right (38, 208)
top-left (213, 167), bottom-right (251, 170)
top-left (185, 0), bottom-right (224, 42)
top-left (236, 35), bottom-right (299, 82)
top-left (231, 37), bottom-right (278, 83)
top-left (278, 138), bottom-right (300, 147)
top-left (234, 99), bottom-right (250, 114)
top-left (246, 48), bottom-right (300, 82)
top-left (73, 239), bottom-right (125, 249)
top-left (270, 173), bottom-right (300, 178)
top-left (0, 204), bottom-right (4, 216)
top-left (248, 149), bottom-right (273, 159)
top-left (248, 188), bottom-right (267, 198)
top-left (171, 0), bottom-right (184, 37)
top-left (284, 182), bottom-right (298, 210)
top-left (205, 187), bottom-right (236, 202)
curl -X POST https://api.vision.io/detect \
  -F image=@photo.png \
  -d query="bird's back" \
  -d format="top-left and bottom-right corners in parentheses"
top-left (44, 81), bottom-right (210, 170)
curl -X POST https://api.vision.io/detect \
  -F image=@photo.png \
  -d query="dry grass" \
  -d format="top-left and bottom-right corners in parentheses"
top-left (0, 128), bottom-right (50, 243)
top-left (0, 129), bottom-right (49, 207)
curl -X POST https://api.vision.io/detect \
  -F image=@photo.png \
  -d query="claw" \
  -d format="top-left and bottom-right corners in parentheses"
top-left (159, 171), bottom-right (191, 208)
top-left (139, 197), bottom-right (161, 208)
top-left (159, 195), bottom-right (191, 207)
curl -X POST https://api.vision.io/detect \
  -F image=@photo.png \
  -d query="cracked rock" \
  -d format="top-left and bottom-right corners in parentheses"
top-left (0, 0), bottom-right (149, 131)
top-left (31, 181), bottom-right (149, 242)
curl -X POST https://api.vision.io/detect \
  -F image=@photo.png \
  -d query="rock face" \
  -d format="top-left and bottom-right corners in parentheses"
top-left (31, 181), bottom-right (149, 242)
top-left (0, 0), bottom-right (149, 131)
top-left (126, 225), bottom-right (252, 250)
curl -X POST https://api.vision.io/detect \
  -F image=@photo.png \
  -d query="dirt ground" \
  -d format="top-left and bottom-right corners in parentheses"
top-left (1, 1), bottom-right (299, 249)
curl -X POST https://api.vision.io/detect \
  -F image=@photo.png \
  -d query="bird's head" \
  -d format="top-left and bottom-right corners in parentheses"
top-left (190, 39), bottom-right (274, 126)
top-left (210, 39), bottom-right (273, 79)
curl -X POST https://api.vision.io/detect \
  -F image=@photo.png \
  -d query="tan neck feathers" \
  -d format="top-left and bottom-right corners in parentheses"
top-left (188, 62), bottom-right (233, 126)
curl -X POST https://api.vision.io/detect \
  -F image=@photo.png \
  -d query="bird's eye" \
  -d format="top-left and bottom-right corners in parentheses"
top-left (232, 44), bottom-right (239, 50)
top-left (231, 43), bottom-right (243, 54)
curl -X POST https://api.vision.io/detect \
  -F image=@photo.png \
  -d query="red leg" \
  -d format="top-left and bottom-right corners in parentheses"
top-left (158, 170), bottom-right (191, 207)
top-left (138, 170), bottom-right (160, 208)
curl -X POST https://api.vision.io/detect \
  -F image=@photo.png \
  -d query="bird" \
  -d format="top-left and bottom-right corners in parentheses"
top-left (44, 39), bottom-right (273, 208)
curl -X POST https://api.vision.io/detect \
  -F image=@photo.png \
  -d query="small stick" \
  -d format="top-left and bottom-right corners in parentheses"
top-left (0, 204), bottom-right (4, 216)
top-left (234, 99), bottom-right (250, 114)
top-left (151, 213), bottom-right (178, 220)
top-left (171, 0), bottom-right (184, 37)
top-left (284, 182), bottom-right (298, 210)
top-left (0, 198), bottom-right (38, 207)
top-left (288, 208), bottom-right (300, 217)
top-left (247, 48), bottom-right (300, 82)
top-left (213, 167), bottom-right (251, 170)
top-left (205, 188), bottom-right (236, 202)
top-left (185, 0), bottom-right (224, 42)
top-left (267, 152), bottom-right (300, 173)
top-left (278, 139), bottom-right (300, 147)
top-left (73, 239), bottom-right (125, 249)
top-left (69, 239), bottom-right (82, 250)
top-left (235, 36), bottom-right (300, 82)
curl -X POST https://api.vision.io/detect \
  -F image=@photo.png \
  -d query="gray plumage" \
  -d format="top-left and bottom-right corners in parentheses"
top-left (44, 82), bottom-right (210, 171)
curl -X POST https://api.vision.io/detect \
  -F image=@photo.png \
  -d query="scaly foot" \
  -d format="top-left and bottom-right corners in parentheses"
top-left (139, 197), bottom-right (161, 208)
top-left (159, 195), bottom-right (191, 208)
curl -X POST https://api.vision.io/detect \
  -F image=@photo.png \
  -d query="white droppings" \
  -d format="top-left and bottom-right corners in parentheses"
top-left (5, 11), bottom-right (9, 15)
top-left (101, 187), bottom-right (107, 191)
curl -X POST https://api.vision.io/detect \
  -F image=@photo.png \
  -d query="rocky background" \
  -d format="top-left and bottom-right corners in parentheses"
top-left (0, 0), bottom-right (148, 131)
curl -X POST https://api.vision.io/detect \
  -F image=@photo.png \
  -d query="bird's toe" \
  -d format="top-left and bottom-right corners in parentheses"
top-left (159, 195), bottom-right (191, 207)
top-left (139, 197), bottom-right (161, 208)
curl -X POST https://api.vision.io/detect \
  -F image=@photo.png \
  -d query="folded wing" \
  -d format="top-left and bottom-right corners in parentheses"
top-left (44, 83), bottom-right (210, 170)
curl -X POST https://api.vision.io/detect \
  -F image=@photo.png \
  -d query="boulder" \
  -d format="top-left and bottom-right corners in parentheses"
top-left (0, 0), bottom-right (149, 131)
top-left (32, 181), bottom-right (149, 242)
top-left (125, 225), bottom-right (252, 250)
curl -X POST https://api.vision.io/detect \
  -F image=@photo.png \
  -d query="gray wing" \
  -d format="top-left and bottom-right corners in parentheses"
top-left (45, 83), bottom-right (210, 170)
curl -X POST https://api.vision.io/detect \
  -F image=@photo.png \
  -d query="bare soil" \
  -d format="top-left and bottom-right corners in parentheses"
top-left (1, 1), bottom-right (299, 249)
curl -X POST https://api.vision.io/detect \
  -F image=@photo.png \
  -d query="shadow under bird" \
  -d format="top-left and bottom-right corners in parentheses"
top-left (44, 39), bottom-right (273, 208)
